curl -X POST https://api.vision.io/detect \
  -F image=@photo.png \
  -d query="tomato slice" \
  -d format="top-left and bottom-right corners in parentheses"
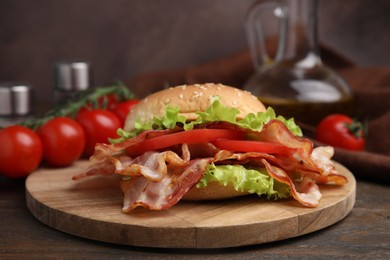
top-left (212, 139), bottom-right (295, 155)
top-left (126, 129), bottom-right (245, 155)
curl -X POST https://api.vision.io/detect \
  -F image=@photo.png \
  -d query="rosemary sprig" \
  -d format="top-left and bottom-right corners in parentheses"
top-left (20, 81), bottom-right (135, 130)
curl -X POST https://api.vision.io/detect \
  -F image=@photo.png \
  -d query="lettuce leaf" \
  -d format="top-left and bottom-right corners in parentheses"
top-left (197, 164), bottom-right (291, 199)
top-left (111, 96), bottom-right (302, 143)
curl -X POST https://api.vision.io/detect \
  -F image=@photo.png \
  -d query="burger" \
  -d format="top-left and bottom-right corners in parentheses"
top-left (73, 83), bottom-right (347, 212)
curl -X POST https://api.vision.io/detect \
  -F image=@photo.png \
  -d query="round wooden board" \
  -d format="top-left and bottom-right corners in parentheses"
top-left (26, 160), bottom-right (356, 249)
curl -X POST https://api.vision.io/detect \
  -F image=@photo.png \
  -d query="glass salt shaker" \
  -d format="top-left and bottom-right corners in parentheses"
top-left (0, 83), bottom-right (34, 127)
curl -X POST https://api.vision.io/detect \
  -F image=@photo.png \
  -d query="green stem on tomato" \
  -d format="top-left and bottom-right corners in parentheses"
top-left (344, 118), bottom-right (368, 139)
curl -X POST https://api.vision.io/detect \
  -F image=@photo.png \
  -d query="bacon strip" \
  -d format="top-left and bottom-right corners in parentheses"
top-left (91, 128), bottom-right (178, 162)
top-left (121, 158), bottom-right (211, 211)
top-left (261, 159), bottom-right (322, 207)
top-left (72, 129), bottom-right (181, 181)
top-left (73, 120), bottom-right (347, 210)
top-left (112, 151), bottom-right (188, 181)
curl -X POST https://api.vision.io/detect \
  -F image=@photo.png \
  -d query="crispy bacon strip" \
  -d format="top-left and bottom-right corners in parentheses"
top-left (261, 159), bottom-right (322, 207)
top-left (72, 128), bottom-right (180, 180)
top-left (73, 120), bottom-right (347, 211)
top-left (254, 120), bottom-right (347, 184)
top-left (91, 128), bottom-right (177, 162)
top-left (112, 151), bottom-right (188, 181)
top-left (121, 158), bottom-right (211, 211)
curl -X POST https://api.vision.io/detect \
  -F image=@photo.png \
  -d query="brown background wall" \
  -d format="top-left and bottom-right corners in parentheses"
top-left (0, 0), bottom-right (389, 103)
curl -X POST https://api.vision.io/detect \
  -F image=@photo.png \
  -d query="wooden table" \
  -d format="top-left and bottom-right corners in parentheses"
top-left (1, 171), bottom-right (389, 259)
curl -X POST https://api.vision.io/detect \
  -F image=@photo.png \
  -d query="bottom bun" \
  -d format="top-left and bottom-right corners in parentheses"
top-left (182, 181), bottom-right (250, 201)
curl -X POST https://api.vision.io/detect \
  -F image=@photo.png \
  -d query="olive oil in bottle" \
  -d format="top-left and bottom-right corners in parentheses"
top-left (258, 96), bottom-right (354, 126)
top-left (244, 58), bottom-right (354, 125)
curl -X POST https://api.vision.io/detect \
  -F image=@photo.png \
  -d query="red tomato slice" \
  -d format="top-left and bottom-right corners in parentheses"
top-left (126, 129), bottom-right (245, 156)
top-left (212, 139), bottom-right (295, 155)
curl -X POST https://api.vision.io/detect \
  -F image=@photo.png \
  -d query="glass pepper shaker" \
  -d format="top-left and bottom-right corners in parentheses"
top-left (53, 61), bottom-right (92, 104)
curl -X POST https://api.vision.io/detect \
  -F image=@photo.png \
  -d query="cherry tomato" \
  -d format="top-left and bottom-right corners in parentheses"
top-left (315, 114), bottom-right (366, 151)
top-left (110, 99), bottom-right (139, 127)
top-left (79, 94), bottom-right (118, 113)
top-left (0, 125), bottom-right (43, 178)
top-left (76, 109), bottom-right (121, 157)
top-left (37, 117), bottom-right (85, 166)
top-left (100, 94), bottom-right (119, 110)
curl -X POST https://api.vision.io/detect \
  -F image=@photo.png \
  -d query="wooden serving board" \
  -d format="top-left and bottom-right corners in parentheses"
top-left (26, 160), bottom-right (356, 249)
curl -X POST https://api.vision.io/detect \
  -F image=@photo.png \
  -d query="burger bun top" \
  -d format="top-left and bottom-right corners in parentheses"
top-left (124, 83), bottom-right (266, 131)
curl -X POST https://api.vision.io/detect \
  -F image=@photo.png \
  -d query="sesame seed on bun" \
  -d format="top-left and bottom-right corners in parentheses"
top-left (124, 83), bottom-right (266, 131)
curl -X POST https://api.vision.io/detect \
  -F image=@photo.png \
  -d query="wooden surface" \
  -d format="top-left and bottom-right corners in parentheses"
top-left (1, 169), bottom-right (389, 259)
top-left (25, 160), bottom-right (355, 249)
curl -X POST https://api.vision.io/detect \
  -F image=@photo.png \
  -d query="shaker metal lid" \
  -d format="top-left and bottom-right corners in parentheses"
top-left (54, 61), bottom-right (91, 91)
top-left (0, 83), bottom-right (33, 116)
